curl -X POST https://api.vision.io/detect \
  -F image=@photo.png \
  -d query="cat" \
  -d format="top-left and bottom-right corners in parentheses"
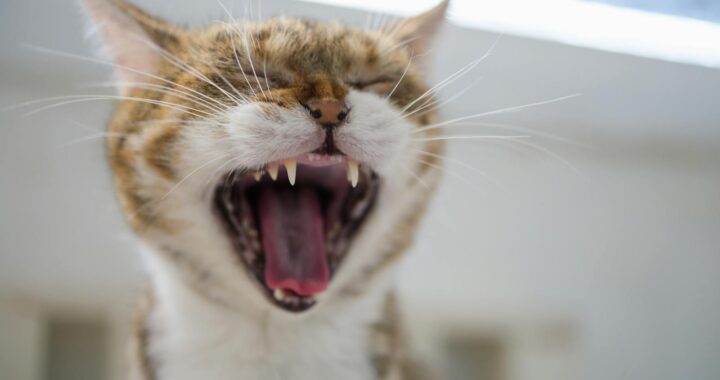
top-left (82, 0), bottom-right (448, 379)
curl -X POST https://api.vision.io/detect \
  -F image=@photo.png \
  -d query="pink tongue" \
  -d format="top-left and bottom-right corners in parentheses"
top-left (258, 186), bottom-right (328, 296)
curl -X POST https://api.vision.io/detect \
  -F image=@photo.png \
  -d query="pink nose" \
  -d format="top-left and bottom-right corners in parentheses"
top-left (305, 99), bottom-right (349, 127)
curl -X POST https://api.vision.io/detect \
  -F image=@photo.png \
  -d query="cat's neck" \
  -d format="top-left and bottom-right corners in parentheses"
top-left (139, 257), bottom-right (392, 380)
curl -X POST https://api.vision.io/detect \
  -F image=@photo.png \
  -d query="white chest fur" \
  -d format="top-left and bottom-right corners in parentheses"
top-left (143, 256), bottom-right (387, 380)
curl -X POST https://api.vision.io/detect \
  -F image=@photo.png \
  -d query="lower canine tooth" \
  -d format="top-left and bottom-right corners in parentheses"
top-left (348, 160), bottom-right (359, 188)
top-left (267, 164), bottom-right (279, 180)
top-left (273, 289), bottom-right (285, 301)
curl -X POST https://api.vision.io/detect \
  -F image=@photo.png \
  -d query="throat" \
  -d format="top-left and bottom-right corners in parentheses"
top-left (257, 186), bottom-right (329, 296)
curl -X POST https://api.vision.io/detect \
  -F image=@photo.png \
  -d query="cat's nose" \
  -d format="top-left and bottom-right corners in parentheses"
top-left (304, 99), bottom-right (349, 128)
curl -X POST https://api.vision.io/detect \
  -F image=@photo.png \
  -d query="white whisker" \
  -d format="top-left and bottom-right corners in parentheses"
top-left (410, 148), bottom-right (500, 187)
top-left (208, 62), bottom-right (251, 104)
top-left (131, 118), bottom-right (217, 127)
top-left (262, 55), bottom-right (272, 95)
top-left (90, 81), bottom-right (227, 114)
top-left (386, 55), bottom-right (414, 100)
top-left (400, 35), bottom-right (501, 115)
top-left (204, 155), bottom-right (242, 190)
top-left (216, 2), bottom-right (259, 95)
top-left (400, 164), bottom-right (432, 192)
top-left (412, 135), bottom-right (530, 142)
top-left (217, 0), bottom-right (267, 99)
top-left (241, 31), bottom-right (268, 99)
top-left (380, 36), bottom-right (420, 56)
top-left (53, 132), bottom-right (128, 150)
top-left (20, 95), bottom-right (215, 119)
top-left (130, 155), bottom-right (228, 223)
top-left (413, 94), bottom-right (581, 134)
top-left (134, 34), bottom-right (245, 106)
top-left (22, 45), bottom-right (231, 111)
top-left (412, 155), bottom-right (484, 189)
top-left (415, 120), bottom-right (589, 148)
top-left (403, 75), bottom-right (483, 121)
top-left (503, 138), bottom-right (581, 174)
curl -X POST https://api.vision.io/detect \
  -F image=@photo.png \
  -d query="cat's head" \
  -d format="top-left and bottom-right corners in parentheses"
top-left (84, 0), bottom-right (447, 315)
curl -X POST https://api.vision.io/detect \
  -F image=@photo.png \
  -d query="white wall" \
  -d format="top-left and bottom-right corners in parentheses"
top-left (1, 1), bottom-right (719, 379)
top-left (0, 298), bottom-right (45, 380)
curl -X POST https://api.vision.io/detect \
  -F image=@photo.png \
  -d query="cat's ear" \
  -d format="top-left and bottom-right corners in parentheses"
top-left (81, 0), bottom-right (183, 90)
top-left (390, 0), bottom-right (449, 56)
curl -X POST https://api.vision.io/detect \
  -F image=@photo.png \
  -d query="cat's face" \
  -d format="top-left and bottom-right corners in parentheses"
top-left (86, 0), bottom-right (446, 314)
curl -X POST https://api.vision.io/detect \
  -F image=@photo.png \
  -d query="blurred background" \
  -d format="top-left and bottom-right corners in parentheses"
top-left (1, 1), bottom-right (719, 379)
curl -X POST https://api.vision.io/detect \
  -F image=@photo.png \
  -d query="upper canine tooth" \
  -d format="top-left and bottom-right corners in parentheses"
top-left (285, 159), bottom-right (297, 185)
top-left (348, 160), bottom-right (359, 188)
top-left (267, 164), bottom-right (279, 180)
top-left (253, 171), bottom-right (263, 181)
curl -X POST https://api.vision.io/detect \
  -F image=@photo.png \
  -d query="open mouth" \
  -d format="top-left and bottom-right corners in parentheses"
top-left (213, 153), bottom-right (379, 312)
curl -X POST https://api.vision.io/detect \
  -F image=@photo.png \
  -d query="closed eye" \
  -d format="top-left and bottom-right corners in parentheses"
top-left (240, 71), bottom-right (289, 88)
top-left (347, 76), bottom-right (394, 90)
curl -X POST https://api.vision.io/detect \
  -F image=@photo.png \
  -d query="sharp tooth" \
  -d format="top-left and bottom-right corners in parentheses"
top-left (284, 159), bottom-right (297, 185)
top-left (301, 296), bottom-right (315, 305)
top-left (273, 289), bottom-right (285, 302)
top-left (347, 160), bottom-right (359, 188)
top-left (253, 171), bottom-right (263, 181)
top-left (267, 164), bottom-right (279, 180)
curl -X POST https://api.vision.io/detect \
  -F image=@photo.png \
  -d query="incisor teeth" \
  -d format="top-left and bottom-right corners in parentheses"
top-left (347, 160), bottom-right (359, 188)
top-left (253, 171), bottom-right (263, 181)
top-left (267, 164), bottom-right (279, 180)
top-left (284, 159), bottom-right (297, 185)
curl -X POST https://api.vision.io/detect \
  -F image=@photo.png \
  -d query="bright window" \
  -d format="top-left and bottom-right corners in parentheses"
top-left (588, 0), bottom-right (720, 23)
top-left (302, 0), bottom-right (720, 68)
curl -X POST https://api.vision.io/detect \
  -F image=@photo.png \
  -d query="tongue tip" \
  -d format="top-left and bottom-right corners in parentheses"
top-left (267, 277), bottom-right (329, 297)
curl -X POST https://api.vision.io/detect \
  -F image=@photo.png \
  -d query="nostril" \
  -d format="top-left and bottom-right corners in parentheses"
top-left (304, 99), bottom-right (349, 126)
